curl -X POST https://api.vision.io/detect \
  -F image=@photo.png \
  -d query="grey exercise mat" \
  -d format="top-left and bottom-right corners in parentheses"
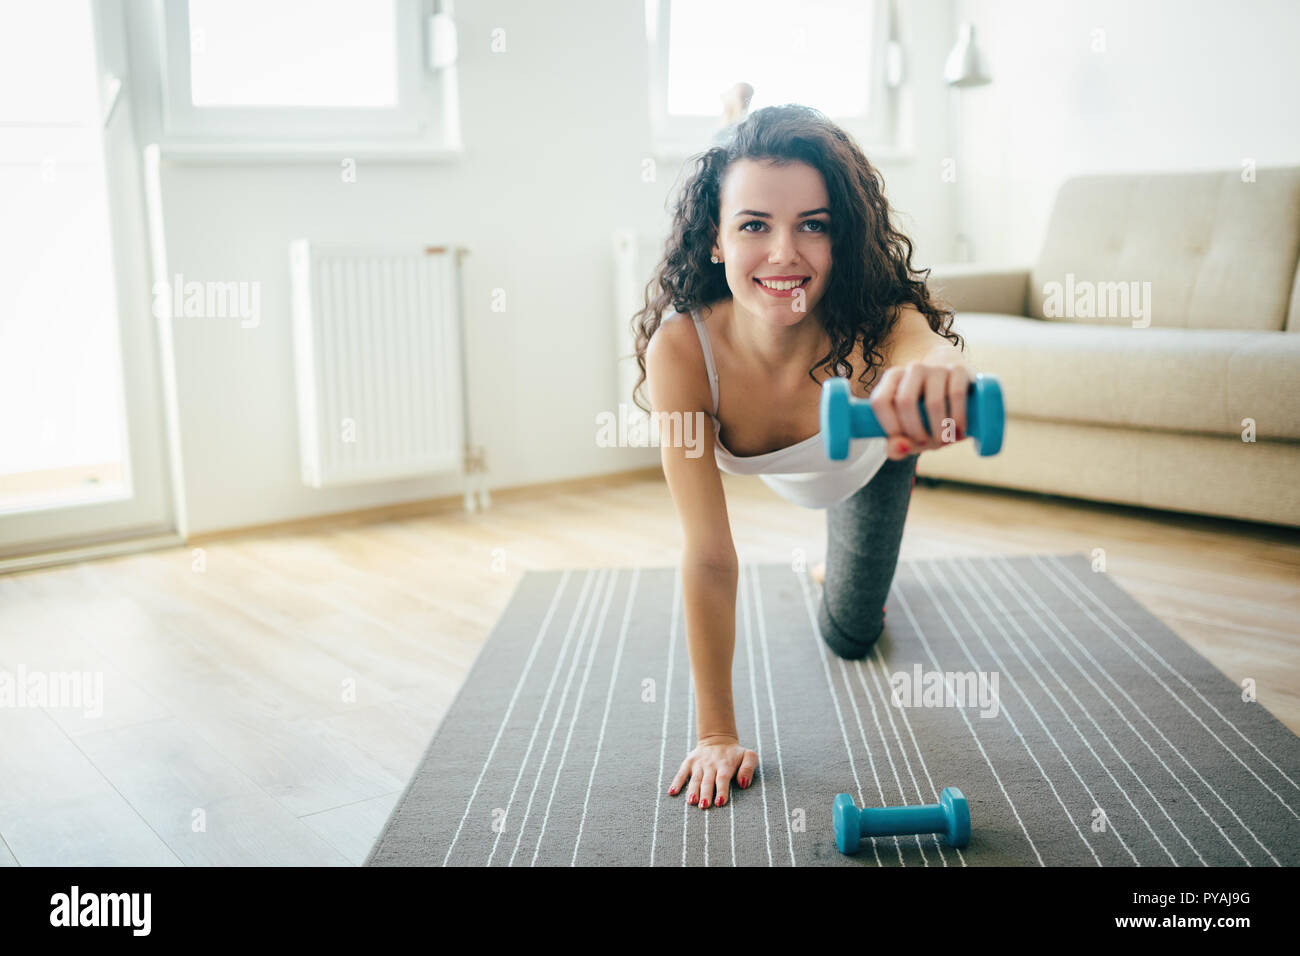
top-left (365, 553), bottom-right (1300, 866)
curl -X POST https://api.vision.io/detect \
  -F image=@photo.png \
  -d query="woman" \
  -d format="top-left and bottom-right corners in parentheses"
top-left (631, 104), bottom-right (972, 813)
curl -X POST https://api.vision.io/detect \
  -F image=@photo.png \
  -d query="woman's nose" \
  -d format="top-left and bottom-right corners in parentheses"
top-left (768, 232), bottom-right (799, 262)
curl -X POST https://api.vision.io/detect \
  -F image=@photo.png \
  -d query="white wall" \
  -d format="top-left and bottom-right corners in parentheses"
top-left (125, 0), bottom-right (960, 535)
top-left (953, 0), bottom-right (1300, 265)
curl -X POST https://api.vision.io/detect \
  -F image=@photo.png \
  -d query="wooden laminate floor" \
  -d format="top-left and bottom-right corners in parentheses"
top-left (1, 470), bottom-right (1296, 866)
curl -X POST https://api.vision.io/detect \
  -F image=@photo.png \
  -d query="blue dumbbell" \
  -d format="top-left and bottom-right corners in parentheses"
top-left (820, 373), bottom-right (1004, 460)
top-left (833, 787), bottom-right (971, 854)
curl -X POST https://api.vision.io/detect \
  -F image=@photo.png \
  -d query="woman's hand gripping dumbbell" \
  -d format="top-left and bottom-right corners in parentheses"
top-left (821, 365), bottom-right (1005, 460)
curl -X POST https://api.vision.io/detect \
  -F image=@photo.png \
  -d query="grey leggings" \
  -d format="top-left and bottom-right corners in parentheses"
top-left (817, 454), bottom-right (919, 659)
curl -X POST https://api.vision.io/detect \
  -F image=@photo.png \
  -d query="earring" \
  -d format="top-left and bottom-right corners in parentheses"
top-left (710, 255), bottom-right (721, 264)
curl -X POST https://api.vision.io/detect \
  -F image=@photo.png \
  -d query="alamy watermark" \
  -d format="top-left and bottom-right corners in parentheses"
top-left (889, 664), bottom-right (1000, 718)
top-left (50, 885), bottom-right (150, 936)
top-left (596, 404), bottom-right (708, 458)
top-left (0, 665), bottom-right (103, 718)
top-left (151, 272), bottom-right (261, 328)
top-left (1042, 272), bottom-right (1152, 328)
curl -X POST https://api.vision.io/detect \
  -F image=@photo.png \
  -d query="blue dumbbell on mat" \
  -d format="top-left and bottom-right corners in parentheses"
top-left (820, 373), bottom-right (1004, 460)
top-left (833, 787), bottom-right (971, 854)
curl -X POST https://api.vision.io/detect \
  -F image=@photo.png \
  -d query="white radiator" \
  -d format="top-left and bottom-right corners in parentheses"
top-left (289, 241), bottom-right (468, 489)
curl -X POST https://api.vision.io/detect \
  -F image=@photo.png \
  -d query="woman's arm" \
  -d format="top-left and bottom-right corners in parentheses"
top-left (882, 303), bottom-right (971, 372)
top-left (645, 317), bottom-right (740, 743)
top-left (681, 560), bottom-right (738, 744)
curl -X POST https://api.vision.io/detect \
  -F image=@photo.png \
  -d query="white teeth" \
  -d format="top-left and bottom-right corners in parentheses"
top-left (758, 278), bottom-right (805, 291)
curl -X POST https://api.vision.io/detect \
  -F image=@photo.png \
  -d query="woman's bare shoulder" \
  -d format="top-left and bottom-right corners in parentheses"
top-left (645, 311), bottom-right (710, 411)
top-left (648, 310), bottom-right (695, 358)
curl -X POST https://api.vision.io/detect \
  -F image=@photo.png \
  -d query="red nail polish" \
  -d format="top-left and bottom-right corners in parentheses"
top-left (701, 798), bottom-right (709, 808)
top-left (718, 795), bottom-right (725, 806)
top-left (739, 777), bottom-right (748, 788)
top-left (669, 787), bottom-right (677, 795)
top-left (689, 793), bottom-right (697, 805)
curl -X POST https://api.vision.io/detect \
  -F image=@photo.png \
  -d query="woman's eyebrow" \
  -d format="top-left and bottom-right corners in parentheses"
top-left (732, 208), bottom-right (831, 219)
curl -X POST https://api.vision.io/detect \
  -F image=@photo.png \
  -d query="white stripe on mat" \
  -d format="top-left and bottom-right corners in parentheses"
top-left (532, 569), bottom-right (621, 864)
top-left (682, 641), bottom-right (694, 866)
top-left (855, 655), bottom-right (945, 865)
top-left (739, 561), bottom-right (774, 866)
top-left (912, 561), bottom-right (1101, 863)
top-left (986, 556), bottom-right (1259, 865)
top-left (865, 649), bottom-right (967, 866)
top-left (1006, 555), bottom-right (1284, 863)
top-left (511, 568), bottom-right (616, 865)
top-left (1045, 554), bottom-right (1300, 809)
top-left (748, 562), bottom-right (797, 866)
top-left (571, 568), bottom-right (641, 865)
top-left (650, 568), bottom-right (682, 866)
top-left (894, 576), bottom-right (1045, 866)
top-left (489, 568), bottom-right (598, 866)
top-left (795, 572), bottom-right (890, 865)
top-left (951, 557), bottom-right (1192, 865)
top-left (442, 568), bottom-right (572, 866)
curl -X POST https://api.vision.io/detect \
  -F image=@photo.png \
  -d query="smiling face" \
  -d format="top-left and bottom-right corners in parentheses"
top-left (712, 158), bottom-right (833, 324)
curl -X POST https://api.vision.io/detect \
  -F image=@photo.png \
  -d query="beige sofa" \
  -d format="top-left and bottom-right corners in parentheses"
top-left (918, 167), bottom-right (1300, 528)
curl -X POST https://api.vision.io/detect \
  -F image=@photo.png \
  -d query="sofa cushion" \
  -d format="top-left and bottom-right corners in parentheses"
top-left (951, 313), bottom-right (1300, 441)
top-left (928, 264), bottom-right (1029, 317)
top-left (1028, 167), bottom-right (1300, 332)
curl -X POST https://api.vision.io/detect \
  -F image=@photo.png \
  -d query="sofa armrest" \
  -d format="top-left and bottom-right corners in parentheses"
top-left (926, 263), bottom-right (1033, 317)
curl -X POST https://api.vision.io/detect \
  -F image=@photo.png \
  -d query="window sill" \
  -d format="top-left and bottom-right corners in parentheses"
top-left (155, 140), bottom-right (465, 164)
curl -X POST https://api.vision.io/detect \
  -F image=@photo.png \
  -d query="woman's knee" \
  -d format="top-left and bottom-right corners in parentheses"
top-left (817, 594), bottom-right (884, 660)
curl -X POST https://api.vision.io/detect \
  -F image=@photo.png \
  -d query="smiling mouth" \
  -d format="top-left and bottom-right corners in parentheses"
top-left (754, 277), bottom-right (810, 291)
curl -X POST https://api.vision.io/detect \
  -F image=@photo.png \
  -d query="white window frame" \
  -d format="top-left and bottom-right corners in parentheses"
top-left (155, 0), bottom-right (442, 143)
top-left (645, 0), bottom-right (898, 157)
top-left (0, 0), bottom-right (180, 563)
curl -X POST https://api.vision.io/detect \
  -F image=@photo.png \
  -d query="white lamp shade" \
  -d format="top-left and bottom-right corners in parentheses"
top-left (944, 22), bottom-right (991, 87)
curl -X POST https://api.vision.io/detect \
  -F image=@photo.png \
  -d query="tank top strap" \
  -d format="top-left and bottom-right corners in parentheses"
top-left (688, 308), bottom-right (720, 417)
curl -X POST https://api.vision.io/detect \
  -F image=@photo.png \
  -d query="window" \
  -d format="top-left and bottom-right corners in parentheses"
top-left (157, 0), bottom-right (454, 144)
top-left (0, 0), bottom-right (133, 516)
top-left (188, 0), bottom-right (399, 108)
top-left (646, 0), bottom-right (897, 155)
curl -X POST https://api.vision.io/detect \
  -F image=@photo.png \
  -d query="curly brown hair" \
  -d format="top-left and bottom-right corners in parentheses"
top-left (629, 103), bottom-right (962, 415)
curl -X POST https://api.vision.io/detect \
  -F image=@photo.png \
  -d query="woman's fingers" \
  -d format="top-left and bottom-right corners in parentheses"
top-left (923, 366), bottom-right (951, 445)
top-left (698, 768), bottom-right (716, 810)
top-left (737, 750), bottom-right (759, 789)
top-left (872, 369), bottom-right (919, 460)
top-left (875, 363), bottom-right (976, 456)
top-left (669, 748), bottom-right (760, 809)
top-left (878, 364), bottom-right (930, 457)
top-left (713, 774), bottom-right (730, 808)
top-left (668, 758), bottom-right (691, 796)
top-left (893, 363), bottom-right (931, 447)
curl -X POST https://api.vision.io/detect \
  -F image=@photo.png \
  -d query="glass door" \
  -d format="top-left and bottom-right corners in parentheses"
top-left (0, 0), bottom-right (175, 559)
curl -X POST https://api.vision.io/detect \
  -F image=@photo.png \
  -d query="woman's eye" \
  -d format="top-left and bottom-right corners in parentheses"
top-left (740, 220), bottom-right (828, 233)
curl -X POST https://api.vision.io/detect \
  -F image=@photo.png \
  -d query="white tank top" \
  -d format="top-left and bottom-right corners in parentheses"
top-left (688, 308), bottom-right (887, 509)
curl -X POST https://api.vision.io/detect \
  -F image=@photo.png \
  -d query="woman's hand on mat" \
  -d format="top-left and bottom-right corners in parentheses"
top-left (871, 360), bottom-right (973, 459)
top-left (667, 734), bottom-right (758, 809)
